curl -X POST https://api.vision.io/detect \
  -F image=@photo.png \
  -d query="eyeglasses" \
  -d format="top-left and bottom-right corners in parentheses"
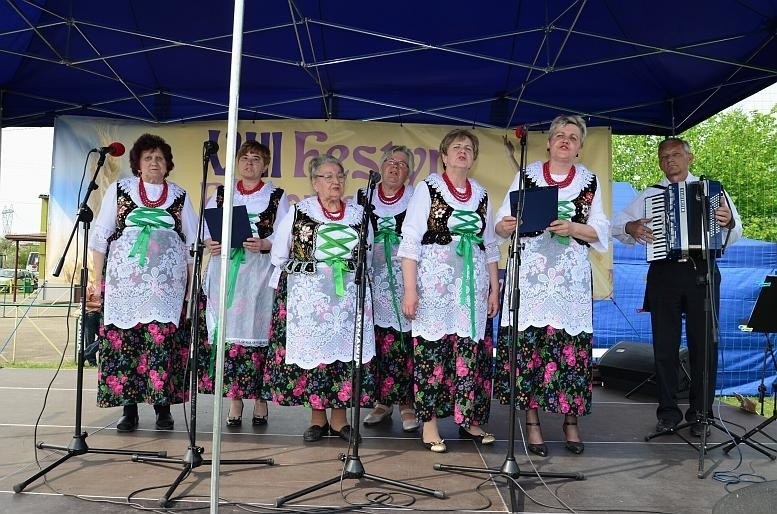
top-left (384, 159), bottom-right (409, 169)
top-left (550, 132), bottom-right (581, 144)
top-left (239, 155), bottom-right (263, 165)
top-left (313, 173), bottom-right (347, 183)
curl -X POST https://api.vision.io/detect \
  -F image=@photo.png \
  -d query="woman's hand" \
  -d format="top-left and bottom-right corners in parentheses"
top-left (205, 238), bottom-right (221, 255)
top-left (487, 287), bottom-right (500, 318)
top-left (402, 289), bottom-right (418, 320)
top-left (243, 237), bottom-right (268, 253)
top-left (548, 219), bottom-right (575, 238)
top-left (495, 215), bottom-right (519, 238)
top-left (85, 283), bottom-right (102, 312)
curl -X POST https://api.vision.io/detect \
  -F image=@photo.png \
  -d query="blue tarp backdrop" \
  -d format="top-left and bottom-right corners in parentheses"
top-left (594, 183), bottom-right (777, 395)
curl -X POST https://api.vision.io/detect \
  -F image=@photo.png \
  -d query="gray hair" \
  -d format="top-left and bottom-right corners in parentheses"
top-left (379, 145), bottom-right (415, 172)
top-left (658, 137), bottom-right (692, 154)
top-left (307, 154), bottom-right (344, 180)
top-left (548, 114), bottom-right (588, 146)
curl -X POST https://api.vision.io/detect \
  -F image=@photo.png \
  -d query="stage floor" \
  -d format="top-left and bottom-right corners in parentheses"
top-left (2, 367), bottom-right (776, 513)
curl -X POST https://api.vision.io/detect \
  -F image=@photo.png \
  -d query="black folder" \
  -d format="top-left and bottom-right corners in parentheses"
top-left (510, 186), bottom-right (559, 236)
top-left (204, 205), bottom-right (253, 249)
top-left (743, 275), bottom-right (777, 333)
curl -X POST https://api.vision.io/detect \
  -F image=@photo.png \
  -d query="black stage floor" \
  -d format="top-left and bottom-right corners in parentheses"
top-left (2, 368), bottom-right (776, 513)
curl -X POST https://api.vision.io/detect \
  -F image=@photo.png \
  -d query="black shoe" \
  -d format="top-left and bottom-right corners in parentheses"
top-left (525, 421), bottom-right (548, 457)
top-left (458, 426), bottom-right (496, 445)
top-left (303, 423), bottom-right (330, 442)
top-left (690, 422), bottom-right (711, 437)
top-left (117, 404), bottom-right (139, 433)
top-left (226, 402), bottom-right (244, 428)
top-left (154, 405), bottom-right (174, 430)
top-left (330, 424), bottom-right (362, 444)
top-left (655, 419), bottom-right (677, 433)
top-left (562, 419), bottom-right (585, 455)
top-left (252, 401), bottom-right (268, 426)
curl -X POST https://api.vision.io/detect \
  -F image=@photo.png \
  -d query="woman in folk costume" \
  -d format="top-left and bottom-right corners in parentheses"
top-left (399, 128), bottom-right (500, 453)
top-left (265, 154), bottom-right (375, 444)
top-left (198, 141), bottom-right (289, 427)
top-left (356, 145), bottom-right (420, 433)
top-left (493, 114), bottom-right (610, 456)
top-left (88, 133), bottom-right (197, 432)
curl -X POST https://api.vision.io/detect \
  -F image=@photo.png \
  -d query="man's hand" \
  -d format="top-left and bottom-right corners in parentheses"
top-left (626, 218), bottom-right (654, 244)
top-left (714, 197), bottom-right (734, 228)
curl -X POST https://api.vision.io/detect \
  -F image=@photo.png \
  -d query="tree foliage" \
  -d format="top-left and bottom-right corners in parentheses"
top-left (612, 107), bottom-right (777, 241)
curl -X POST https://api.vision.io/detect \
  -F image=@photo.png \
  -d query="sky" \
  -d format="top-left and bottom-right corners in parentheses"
top-left (1, 83), bottom-right (776, 235)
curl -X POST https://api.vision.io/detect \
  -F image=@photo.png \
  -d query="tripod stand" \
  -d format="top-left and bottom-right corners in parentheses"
top-left (434, 130), bottom-right (583, 513)
top-left (723, 275), bottom-right (777, 459)
top-left (275, 172), bottom-right (445, 508)
top-left (132, 141), bottom-right (273, 508)
top-left (644, 179), bottom-right (733, 478)
top-left (14, 147), bottom-right (165, 494)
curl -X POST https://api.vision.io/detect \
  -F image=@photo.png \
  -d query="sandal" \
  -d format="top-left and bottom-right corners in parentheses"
top-left (563, 418), bottom-right (585, 454)
top-left (525, 421), bottom-right (547, 457)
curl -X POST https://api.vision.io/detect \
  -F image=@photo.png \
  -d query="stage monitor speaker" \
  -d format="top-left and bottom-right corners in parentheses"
top-left (598, 341), bottom-right (689, 398)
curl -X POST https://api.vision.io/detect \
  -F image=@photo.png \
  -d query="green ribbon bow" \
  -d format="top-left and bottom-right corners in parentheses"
top-left (318, 223), bottom-right (357, 297)
top-left (451, 210), bottom-right (483, 340)
top-left (553, 200), bottom-right (575, 245)
top-left (127, 207), bottom-right (174, 266)
top-left (375, 216), bottom-right (405, 336)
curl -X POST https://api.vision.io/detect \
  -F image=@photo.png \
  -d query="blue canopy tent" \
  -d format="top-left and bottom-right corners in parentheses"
top-left (1, 1), bottom-right (776, 133)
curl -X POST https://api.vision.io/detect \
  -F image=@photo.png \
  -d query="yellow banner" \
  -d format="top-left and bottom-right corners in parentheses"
top-left (49, 116), bottom-right (612, 298)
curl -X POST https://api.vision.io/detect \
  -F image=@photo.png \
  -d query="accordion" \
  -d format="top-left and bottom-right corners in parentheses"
top-left (645, 180), bottom-right (723, 262)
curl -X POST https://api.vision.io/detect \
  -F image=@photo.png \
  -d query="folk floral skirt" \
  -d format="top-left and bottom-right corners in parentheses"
top-left (195, 291), bottom-right (268, 399)
top-left (412, 333), bottom-right (493, 429)
top-left (493, 325), bottom-right (593, 416)
top-left (97, 321), bottom-right (189, 408)
top-left (263, 272), bottom-right (374, 408)
top-left (370, 326), bottom-right (413, 406)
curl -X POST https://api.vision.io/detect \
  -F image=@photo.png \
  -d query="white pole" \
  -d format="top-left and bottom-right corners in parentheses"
top-left (210, 1), bottom-right (245, 512)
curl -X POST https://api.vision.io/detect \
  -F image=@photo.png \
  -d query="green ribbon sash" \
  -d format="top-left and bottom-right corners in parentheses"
top-left (451, 210), bottom-right (483, 339)
top-left (226, 247), bottom-right (246, 308)
top-left (318, 223), bottom-right (357, 297)
top-left (127, 207), bottom-right (174, 266)
top-left (553, 200), bottom-right (575, 245)
top-left (375, 216), bottom-right (404, 334)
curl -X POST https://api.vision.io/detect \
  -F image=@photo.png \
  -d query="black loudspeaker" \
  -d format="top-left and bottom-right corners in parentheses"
top-left (598, 341), bottom-right (690, 398)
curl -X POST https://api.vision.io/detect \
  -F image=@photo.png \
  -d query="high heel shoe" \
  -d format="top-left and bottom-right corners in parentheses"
top-left (563, 419), bottom-right (585, 454)
top-left (226, 402), bottom-right (244, 427)
top-left (252, 400), bottom-right (268, 426)
top-left (525, 421), bottom-right (547, 457)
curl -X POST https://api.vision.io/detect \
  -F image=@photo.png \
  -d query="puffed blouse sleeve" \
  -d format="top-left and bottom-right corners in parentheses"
top-left (268, 203), bottom-right (295, 289)
top-left (88, 182), bottom-right (119, 255)
top-left (396, 181), bottom-right (430, 262)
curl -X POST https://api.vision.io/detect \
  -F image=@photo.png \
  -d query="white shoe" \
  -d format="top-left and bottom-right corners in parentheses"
top-left (400, 408), bottom-right (420, 432)
top-left (363, 403), bottom-right (392, 426)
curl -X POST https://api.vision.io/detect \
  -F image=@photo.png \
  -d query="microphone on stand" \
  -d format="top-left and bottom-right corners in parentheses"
top-left (203, 140), bottom-right (219, 155)
top-left (367, 170), bottom-right (382, 188)
top-left (514, 125), bottom-right (528, 144)
top-left (92, 142), bottom-right (125, 157)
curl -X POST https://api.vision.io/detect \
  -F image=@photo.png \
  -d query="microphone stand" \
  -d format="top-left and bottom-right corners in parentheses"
top-left (433, 131), bottom-right (582, 512)
top-left (14, 150), bottom-right (165, 494)
top-left (275, 172), bottom-right (445, 507)
top-left (644, 178), bottom-right (731, 478)
top-left (133, 142), bottom-right (273, 508)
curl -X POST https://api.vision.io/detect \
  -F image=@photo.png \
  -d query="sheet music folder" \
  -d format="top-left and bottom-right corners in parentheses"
top-left (204, 205), bottom-right (253, 249)
top-left (742, 275), bottom-right (777, 333)
top-left (510, 186), bottom-right (559, 236)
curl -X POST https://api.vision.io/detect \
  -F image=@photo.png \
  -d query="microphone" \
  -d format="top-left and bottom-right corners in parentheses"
top-left (367, 170), bottom-right (382, 184)
top-left (203, 140), bottom-right (219, 155)
top-left (514, 125), bottom-right (528, 141)
top-left (93, 142), bottom-right (125, 157)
